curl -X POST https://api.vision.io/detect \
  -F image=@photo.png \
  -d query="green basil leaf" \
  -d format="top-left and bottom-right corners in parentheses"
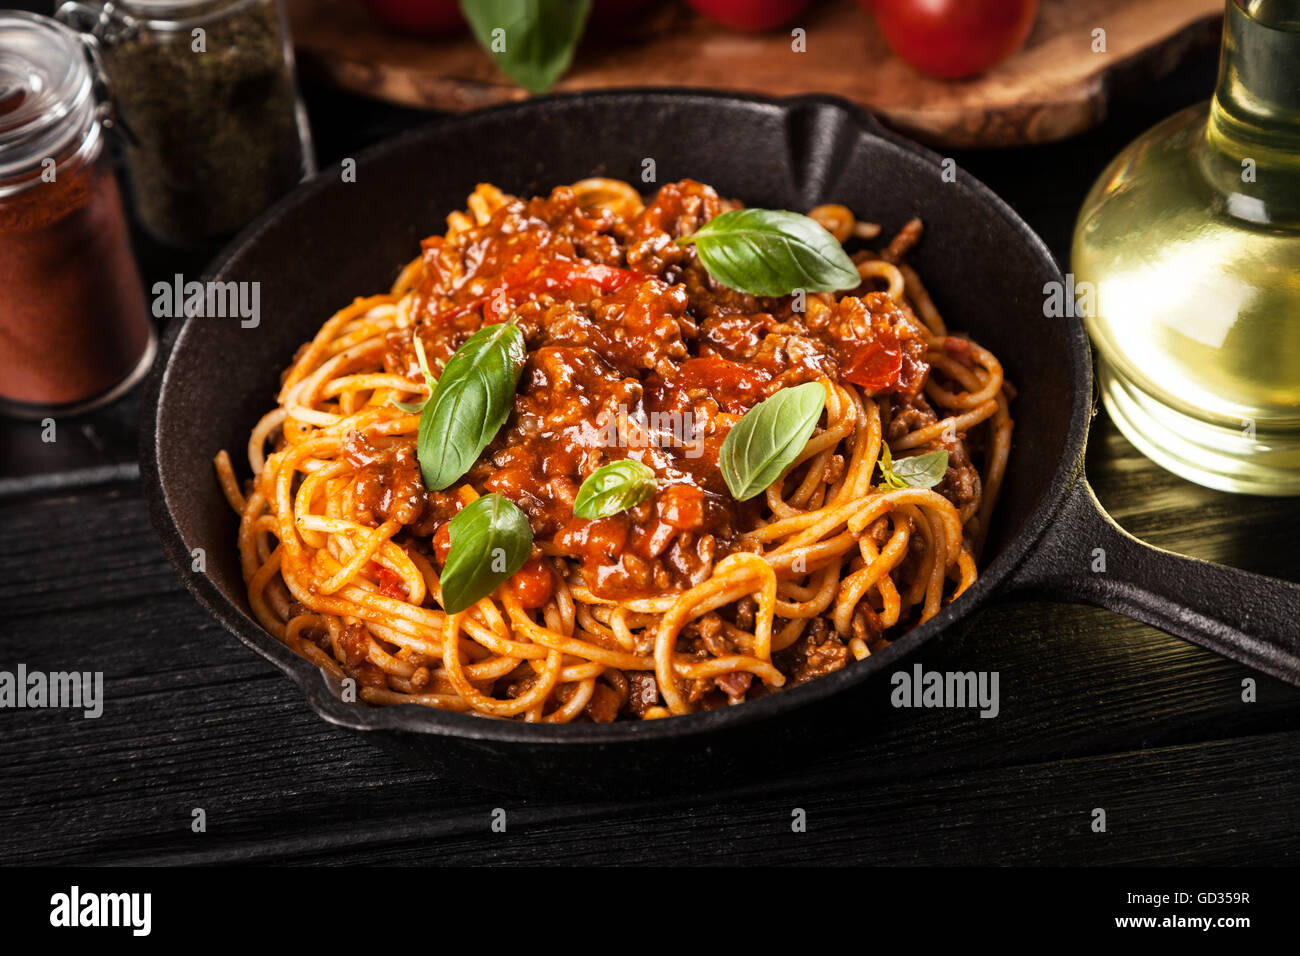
top-left (676, 208), bottom-right (860, 297)
top-left (718, 382), bottom-right (825, 501)
top-left (879, 446), bottom-right (949, 490)
top-left (391, 333), bottom-right (437, 414)
top-left (573, 459), bottom-right (657, 519)
top-left (417, 321), bottom-right (526, 491)
top-left (439, 493), bottom-right (533, 614)
top-left (459, 0), bottom-right (591, 94)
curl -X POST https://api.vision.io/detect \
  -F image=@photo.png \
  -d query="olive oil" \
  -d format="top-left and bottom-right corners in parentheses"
top-left (1072, 0), bottom-right (1300, 494)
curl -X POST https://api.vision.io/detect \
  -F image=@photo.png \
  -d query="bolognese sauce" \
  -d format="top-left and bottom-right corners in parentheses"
top-left (371, 180), bottom-right (935, 601)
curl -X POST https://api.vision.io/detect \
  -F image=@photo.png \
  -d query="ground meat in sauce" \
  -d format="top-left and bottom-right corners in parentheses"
top-left (344, 431), bottom-right (460, 536)
top-left (339, 622), bottom-right (370, 667)
top-left (585, 682), bottom-right (622, 723)
top-left (624, 671), bottom-right (661, 718)
top-left (351, 179), bottom-right (940, 607)
top-left (774, 619), bottom-right (851, 687)
top-left (886, 391), bottom-right (981, 515)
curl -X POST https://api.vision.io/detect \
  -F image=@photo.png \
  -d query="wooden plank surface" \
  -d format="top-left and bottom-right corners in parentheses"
top-left (287, 0), bottom-right (1224, 147)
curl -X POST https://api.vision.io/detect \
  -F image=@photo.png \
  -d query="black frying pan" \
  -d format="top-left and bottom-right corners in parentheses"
top-left (140, 91), bottom-right (1300, 796)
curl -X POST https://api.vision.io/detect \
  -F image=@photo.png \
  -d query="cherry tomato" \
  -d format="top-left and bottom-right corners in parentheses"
top-left (685, 0), bottom-right (811, 32)
top-left (360, 0), bottom-right (465, 36)
top-left (866, 0), bottom-right (1038, 79)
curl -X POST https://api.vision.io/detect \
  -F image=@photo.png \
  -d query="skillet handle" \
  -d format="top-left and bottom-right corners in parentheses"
top-left (1006, 477), bottom-right (1300, 686)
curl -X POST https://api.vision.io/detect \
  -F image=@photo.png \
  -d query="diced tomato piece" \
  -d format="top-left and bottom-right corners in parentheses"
top-left (510, 559), bottom-right (554, 609)
top-left (842, 332), bottom-right (904, 392)
top-left (541, 260), bottom-right (639, 293)
top-left (369, 562), bottom-right (408, 600)
top-left (481, 257), bottom-right (641, 322)
top-left (656, 355), bottom-right (772, 414)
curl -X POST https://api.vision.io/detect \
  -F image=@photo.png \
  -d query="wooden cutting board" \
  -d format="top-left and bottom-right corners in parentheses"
top-left (286, 0), bottom-right (1223, 148)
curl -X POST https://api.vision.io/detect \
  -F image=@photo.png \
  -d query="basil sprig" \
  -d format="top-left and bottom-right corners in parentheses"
top-left (392, 334), bottom-right (437, 414)
top-left (439, 493), bottom-right (533, 614)
top-left (459, 0), bottom-right (591, 94)
top-left (417, 320), bottom-right (526, 491)
top-left (676, 208), bottom-right (860, 298)
top-left (718, 382), bottom-right (825, 501)
top-left (573, 459), bottom-right (657, 519)
top-left (878, 443), bottom-right (949, 490)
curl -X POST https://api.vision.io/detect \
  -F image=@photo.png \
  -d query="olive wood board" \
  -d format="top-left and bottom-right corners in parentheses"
top-left (286, 0), bottom-right (1224, 148)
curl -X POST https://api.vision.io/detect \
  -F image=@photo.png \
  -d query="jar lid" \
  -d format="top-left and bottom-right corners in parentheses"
top-left (0, 12), bottom-right (96, 186)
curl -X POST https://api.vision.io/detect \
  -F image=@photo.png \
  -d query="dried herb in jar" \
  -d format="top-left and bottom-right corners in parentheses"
top-left (98, 0), bottom-right (310, 244)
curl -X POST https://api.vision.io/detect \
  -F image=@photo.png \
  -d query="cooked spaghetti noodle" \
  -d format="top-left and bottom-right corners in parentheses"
top-left (216, 178), bottom-right (1014, 722)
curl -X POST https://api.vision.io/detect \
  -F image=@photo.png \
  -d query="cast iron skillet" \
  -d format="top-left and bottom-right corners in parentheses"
top-left (140, 91), bottom-right (1300, 796)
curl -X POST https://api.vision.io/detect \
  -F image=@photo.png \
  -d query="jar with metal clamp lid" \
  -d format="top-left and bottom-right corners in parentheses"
top-left (58, 0), bottom-right (315, 246)
top-left (0, 11), bottom-right (154, 417)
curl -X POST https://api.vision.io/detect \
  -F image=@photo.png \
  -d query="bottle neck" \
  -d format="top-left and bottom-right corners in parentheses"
top-left (1199, 0), bottom-right (1300, 226)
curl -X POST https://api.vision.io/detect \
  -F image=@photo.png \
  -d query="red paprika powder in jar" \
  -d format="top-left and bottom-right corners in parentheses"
top-left (0, 12), bottom-right (154, 417)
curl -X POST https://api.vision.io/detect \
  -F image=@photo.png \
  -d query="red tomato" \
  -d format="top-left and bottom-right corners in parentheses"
top-left (866, 0), bottom-right (1038, 79)
top-left (360, 0), bottom-right (465, 36)
top-left (540, 260), bottom-right (640, 293)
top-left (481, 258), bottom-right (641, 322)
top-left (842, 334), bottom-right (903, 393)
top-left (367, 562), bottom-right (408, 600)
top-left (510, 559), bottom-right (554, 610)
top-left (671, 356), bottom-right (771, 413)
top-left (685, 0), bottom-right (811, 32)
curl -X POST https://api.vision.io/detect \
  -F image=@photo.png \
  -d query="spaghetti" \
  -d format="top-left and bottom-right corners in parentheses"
top-left (216, 178), bottom-right (1014, 722)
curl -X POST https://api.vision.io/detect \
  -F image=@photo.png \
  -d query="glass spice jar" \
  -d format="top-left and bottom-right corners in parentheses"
top-left (58, 0), bottom-right (315, 246)
top-left (0, 11), bottom-right (155, 418)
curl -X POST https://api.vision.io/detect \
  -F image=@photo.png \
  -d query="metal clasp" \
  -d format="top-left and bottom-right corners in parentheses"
top-left (55, 2), bottom-right (140, 147)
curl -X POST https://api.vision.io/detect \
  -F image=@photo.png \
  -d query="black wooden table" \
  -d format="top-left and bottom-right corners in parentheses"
top-left (3, 50), bottom-right (1298, 867)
